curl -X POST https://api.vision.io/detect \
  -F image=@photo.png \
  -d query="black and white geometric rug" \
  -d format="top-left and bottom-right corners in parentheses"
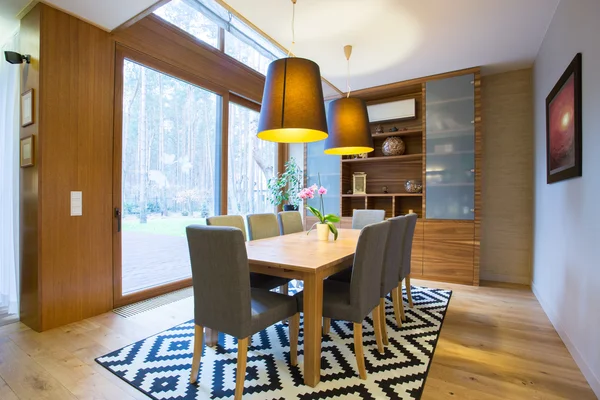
top-left (96, 286), bottom-right (452, 400)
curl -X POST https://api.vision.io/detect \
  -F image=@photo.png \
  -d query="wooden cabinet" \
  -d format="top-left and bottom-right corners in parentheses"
top-left (411, 220), bottom-right (424, 276)
top-left (422, 221), bottom-right (475, 284)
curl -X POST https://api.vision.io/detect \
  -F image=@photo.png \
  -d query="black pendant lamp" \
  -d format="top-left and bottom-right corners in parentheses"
top-left (257, 0), bottom-right (328, 143)
top-left (324, 45), bottom-right (374, 155)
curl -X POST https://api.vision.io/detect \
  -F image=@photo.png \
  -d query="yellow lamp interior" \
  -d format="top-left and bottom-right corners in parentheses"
top-left (324, 146), bottom-right (374, 155)
top-left (257, 128), bottom-right (328, 143)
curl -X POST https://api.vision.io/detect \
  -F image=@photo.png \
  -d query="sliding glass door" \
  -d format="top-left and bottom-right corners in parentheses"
top-left (114, 46), bottom-right (224, 305)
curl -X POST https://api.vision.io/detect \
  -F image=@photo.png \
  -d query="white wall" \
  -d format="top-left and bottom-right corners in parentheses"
top-left (532, 0), bottom-right (600, 396)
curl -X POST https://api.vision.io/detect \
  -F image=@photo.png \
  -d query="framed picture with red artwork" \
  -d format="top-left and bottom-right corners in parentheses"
top-left (545, 53), bottom-right (582, 184)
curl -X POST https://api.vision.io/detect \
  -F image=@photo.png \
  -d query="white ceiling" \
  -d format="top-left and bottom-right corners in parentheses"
top-left (224, 0), bottom-right (560, 91)
top-left (43, 0), bottom-right (159, 30)
top-left (3, 0), bottom-right (560, 93)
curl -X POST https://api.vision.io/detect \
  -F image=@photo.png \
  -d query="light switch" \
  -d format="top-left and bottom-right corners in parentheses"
top-left (71, 191), bottom-right (82, 216)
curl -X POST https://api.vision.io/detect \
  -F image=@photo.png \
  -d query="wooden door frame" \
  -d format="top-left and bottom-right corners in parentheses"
top-left (112, 44), bottom-right (230, 307)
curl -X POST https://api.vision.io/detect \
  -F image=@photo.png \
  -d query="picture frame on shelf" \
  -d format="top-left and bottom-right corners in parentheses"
top-left (545, 53), bottom-right (582, 184)
top-left (352, 172), bottom-right (366, 194)
top-left (21, 89), bottom-right (34, 127)
top-left (20, 135), bottom-right (35, 167)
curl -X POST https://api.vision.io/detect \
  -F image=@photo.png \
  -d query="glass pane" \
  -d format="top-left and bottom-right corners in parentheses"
top-left (121, 59), bottom-right (221, 295)
top-left (425, 74), bottom-right (475, 220)
top-left (225, 31), bottom-right (277, 75)
top-left (306, 141), bottom-right (341, 216)
top-left (154, 0), bottom-right (219, 48)
top-left (227, 103), bottom-right (277, 215)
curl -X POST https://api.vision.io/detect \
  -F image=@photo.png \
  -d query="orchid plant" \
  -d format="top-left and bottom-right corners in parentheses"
top-left (298, 174), bottom-right (341, 240)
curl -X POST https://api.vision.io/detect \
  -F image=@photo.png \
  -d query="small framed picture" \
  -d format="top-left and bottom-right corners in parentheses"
top-left (21, 89), bottom-right (34, 127)
top-left (20, 135), bottom-right (34, 167)
top-left (353, 172), bottom-right (367, 194)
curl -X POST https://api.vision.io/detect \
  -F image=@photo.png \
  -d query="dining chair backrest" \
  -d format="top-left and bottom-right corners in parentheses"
top-left (401, 213), bottom-right (418, 279)
top-left (352, 209), bottom-right (385, 229)
top-left (381, 215), bottom-right (409, 296)
top-left (277, 211), bottom-right (304, 235)
top-left (186, 225), bottom-right (252, 338)
top-left (349, 221), bottom-right (390, 319)
top-left (206, 215), bottom-right (247, 241)
top-left (246, 213), bottom-right (280, 241)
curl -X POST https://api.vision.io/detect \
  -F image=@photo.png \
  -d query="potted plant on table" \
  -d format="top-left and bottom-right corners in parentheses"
top-left (267, 157), bottom-right (303, 211)
top-left (299, 174), bottom-right (341, 241)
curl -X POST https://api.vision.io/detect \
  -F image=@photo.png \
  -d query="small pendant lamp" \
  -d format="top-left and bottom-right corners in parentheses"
top-left (324, 45), bottom-right (374, 155)
top-left (257, 0), bottom-right (328, 143)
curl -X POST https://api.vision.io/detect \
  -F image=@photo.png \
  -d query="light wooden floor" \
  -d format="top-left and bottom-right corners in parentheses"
top-left (0, 280), bottom-right (595, 400)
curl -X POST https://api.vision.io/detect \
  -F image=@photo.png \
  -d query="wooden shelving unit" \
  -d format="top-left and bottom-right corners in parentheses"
top-left (341, 154), bottom-right (422, 163)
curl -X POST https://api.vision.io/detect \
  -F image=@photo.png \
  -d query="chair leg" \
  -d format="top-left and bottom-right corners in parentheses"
top-left (379, 298), bottom-right (388, 346)
top-left (353, 322), bottom-right (367, 380)
top-left (391, 286), bottom-right (403, 327)
top-left (323, 317), bottom-right (331, 335)
top-left (235, 337), bottom-right (249, 400)
top-left (280, 284), bottom-right (288, 295)
top-left (190, 324), bottom-right (203, 384)
top-left (289, 313), bottom-right (300, 367)
top-left (399, 290), bottom-right (406, 322)
top-left (406, 275), bottom-right (413, 308)
top-left (371, 305), bottom-right (385, 355)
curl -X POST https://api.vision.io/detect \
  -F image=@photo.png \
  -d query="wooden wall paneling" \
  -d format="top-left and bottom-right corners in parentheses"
top-left (38, 4), bottom-right (115, 329)
top-left (19, 3), bottom-right (42, 331)
top-left (112, 15), bottom-right (265, 103)
top-left (411, 220), bottom-right (424, 277)
top-left (422, 221), bottom-right (475, 284)
top-left (480, 69), bottom-right (533, 285)
top-left (473, 71), bottom-right (482, 286)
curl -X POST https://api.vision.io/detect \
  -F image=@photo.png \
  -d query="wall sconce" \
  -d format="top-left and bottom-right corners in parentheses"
top-left (4, 51), bottom-right (31, 64)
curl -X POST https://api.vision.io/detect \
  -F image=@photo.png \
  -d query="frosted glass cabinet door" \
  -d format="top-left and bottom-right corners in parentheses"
top-left (306, 140), bottom-right (341, 215)
top-left (425, 74), bottom-right (475, 220)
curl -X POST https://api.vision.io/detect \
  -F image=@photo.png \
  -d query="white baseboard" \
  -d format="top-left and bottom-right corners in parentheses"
top-left (480, 271), bottom-right (531, 285)
top-left (532, 282), bottom-right (600, 398)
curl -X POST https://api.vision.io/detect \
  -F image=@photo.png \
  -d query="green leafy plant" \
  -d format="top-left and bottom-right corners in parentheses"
top-left (267, 157), bottom-right (303, 207)
top-left (299, 174), bottom-right (340, 240)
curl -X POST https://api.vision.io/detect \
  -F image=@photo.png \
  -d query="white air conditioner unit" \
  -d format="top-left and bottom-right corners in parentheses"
top-left (367, 99), bottom-right (416, 122)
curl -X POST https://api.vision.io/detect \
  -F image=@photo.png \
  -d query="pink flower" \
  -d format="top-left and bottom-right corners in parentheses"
top-left (309, 184), bottom-right (318, 193)
top-left (298, 188), bottom-right (315, 200)
top-left (298, 190), bottom-right (308, 200)
top-left (318, 186), bottom-right (327, 195)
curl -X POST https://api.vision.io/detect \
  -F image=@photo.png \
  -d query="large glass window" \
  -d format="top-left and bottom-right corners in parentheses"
top-left (120, 59), bottom-right (221, 295)
top-left (227, 103), bottom-right (277, 215)
top-left (154, 0), bottom-right (286, 75)
top-left (153, 0), bottom-right (219, 48)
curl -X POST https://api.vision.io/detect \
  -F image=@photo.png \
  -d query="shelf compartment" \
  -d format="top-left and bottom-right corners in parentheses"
top-left (371, 129), bottom-right (422, 139)
top-left (342, 193), bottom-right (422, 197)
top-left (341, 154), bottom-right (423, 163)
top-left (367, 196), bottom-right (394, 219)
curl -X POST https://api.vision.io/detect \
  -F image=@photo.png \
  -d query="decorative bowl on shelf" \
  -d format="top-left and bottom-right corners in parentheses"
top-left (404, 180), bottom-right (423, 193)
top-left (382, 137), bottom-right (405, 156)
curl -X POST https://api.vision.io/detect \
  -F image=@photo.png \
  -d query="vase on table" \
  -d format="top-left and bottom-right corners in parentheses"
top-left (316, 223), bottom-right (330, 241)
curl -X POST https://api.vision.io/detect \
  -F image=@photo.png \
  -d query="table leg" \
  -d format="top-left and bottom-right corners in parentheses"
top-left (303, 272), bottom-right (324, 387)
top-left (204, 328), bottom-right (218, 347)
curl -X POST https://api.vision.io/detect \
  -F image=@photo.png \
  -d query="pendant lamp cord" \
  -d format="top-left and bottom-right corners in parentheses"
top-left (288, 0), bottom-right (296, 57)
top-left (346, 58), bottom-right (351, 98)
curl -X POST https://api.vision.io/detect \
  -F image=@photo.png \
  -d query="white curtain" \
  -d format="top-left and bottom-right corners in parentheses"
top-left (0, 30), bottom-right (20, 316)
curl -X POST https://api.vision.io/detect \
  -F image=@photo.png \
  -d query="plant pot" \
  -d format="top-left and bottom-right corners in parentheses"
top-left (317, 223), bottom-right (330, 241)
top-left (283, 204), bottom-right (299, 211)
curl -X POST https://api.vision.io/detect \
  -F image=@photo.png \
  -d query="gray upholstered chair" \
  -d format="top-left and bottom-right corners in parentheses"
top-left (246, 213), bottom-right (280, 240)
top-left (246, 213), bottom-right (291, 295)
top-left (206, 215), bottom-right (247, 240)
top-left (327, 217), bottom-right (408, 344)
top-left (207, 215), bottom-right (289, 292)
top-left (295, 220), bottom-right (390, 379)
top-left (352, 209), bottom-right (385, 229)
top-left (400, 213), bottom-right (418, 313)
top-left (277, 211), bottom-right (304, 235)
top-left (186, 225), bottom-right (300, 400)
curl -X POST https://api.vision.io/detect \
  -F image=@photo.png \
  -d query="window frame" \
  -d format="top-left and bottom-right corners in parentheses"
top-left (113, 44), bottom-right (286, 307)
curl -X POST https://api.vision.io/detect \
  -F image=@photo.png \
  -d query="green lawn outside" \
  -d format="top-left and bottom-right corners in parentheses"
top-left (122, 216), bottom-right (207, 237)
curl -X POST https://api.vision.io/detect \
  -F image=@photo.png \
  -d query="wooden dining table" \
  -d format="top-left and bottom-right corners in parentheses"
top-left (206, 228), bottom-right (361, 388)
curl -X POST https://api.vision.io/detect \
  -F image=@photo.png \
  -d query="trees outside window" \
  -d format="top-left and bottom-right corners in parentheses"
top-left (227, 103), bottom-right (277, 215)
